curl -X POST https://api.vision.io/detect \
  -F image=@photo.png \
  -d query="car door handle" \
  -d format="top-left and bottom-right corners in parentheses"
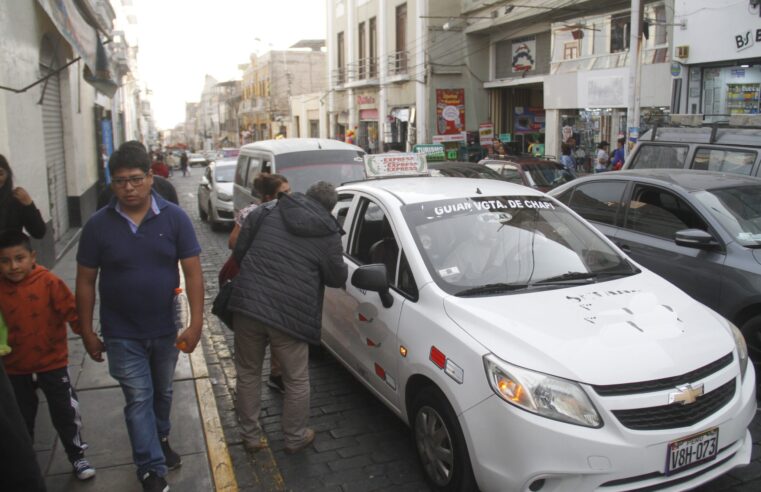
top-left (617, 243), bottom-right (631, 253)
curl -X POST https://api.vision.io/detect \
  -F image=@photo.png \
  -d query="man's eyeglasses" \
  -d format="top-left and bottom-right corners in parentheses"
top-left (112, 174), bottom-right (148, 188)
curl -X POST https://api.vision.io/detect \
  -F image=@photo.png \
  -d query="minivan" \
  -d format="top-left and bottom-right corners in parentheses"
top-left (233, 138), bottom-right (365, 213)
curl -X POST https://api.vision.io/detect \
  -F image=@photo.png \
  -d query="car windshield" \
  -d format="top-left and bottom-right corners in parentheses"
top-left (275, 149), bottom-right (366, 192)
top-left (402, 195), bottom-right (638, 295)
top-left (215, 165), bottom-right (236, 183)
top-left (693, 185), bottom-right (761, 247)
top-left (523, 163), bottom-right (575, 189)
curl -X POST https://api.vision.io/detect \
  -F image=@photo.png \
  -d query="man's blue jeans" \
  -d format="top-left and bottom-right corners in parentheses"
top-left (105, 334), bottom-right (178, 478)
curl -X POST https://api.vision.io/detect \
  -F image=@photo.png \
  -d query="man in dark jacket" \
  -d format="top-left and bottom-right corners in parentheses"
top-left (230, 181), bottom-right (347, 455)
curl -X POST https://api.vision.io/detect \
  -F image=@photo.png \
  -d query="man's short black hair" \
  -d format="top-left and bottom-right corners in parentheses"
top-left (0, 230), bottom-right (32, 252)
top-left (306, 181), bottom-right (338, 211)
top-left (109, 140), bottom-right (151, 175)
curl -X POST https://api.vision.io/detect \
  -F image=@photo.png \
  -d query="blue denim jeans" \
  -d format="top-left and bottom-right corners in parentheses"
top-left (105, 334), bottom-right (178, 478)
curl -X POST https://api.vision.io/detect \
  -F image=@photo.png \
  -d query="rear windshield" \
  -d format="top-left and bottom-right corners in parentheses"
top-left (275, 149), bottom-right (366, 192)
top-left (629, 144), bottom-right (688, 169)
top-left (523, 163), bottom-right (575, 189)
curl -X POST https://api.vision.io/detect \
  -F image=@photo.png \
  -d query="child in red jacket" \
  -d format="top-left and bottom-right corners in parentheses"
top-left (0, 231), bottom-right (95, 480)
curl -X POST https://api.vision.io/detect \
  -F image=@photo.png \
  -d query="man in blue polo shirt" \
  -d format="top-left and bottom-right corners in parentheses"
top-left (75, 141), bottom-right (204, 492)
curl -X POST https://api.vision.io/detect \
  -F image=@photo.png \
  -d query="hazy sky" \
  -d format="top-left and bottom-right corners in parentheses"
top-left (130, 0), bottom-right (327, 129)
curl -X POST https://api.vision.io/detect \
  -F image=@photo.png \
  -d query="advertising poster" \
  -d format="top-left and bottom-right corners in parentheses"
top-left (512, 38), bottom-right (536, 73)
top-left (514, 107), bottom-right (546, 134)
top-left (478, 122), bottom-right (494, 145)
top-left (436, 89), bottom-right (465, 135)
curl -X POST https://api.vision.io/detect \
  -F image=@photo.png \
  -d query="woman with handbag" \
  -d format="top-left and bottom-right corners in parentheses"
top-left (217, 173), bottom-right (290, 393)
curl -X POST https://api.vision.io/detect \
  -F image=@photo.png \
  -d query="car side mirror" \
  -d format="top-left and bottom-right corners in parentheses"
top-left (675, 229), bottom-right (718, 249)
top-left (351, 264), bottom-right (394, 308)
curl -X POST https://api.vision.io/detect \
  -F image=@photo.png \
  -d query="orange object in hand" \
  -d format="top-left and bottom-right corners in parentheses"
top-left (176, 340), bottom-right (190, 353)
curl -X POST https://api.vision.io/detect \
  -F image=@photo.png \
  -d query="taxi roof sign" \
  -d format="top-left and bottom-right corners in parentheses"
top-left (412, 144), bottom-right (446, 162)
top-left (364, 152), bottom-right (428, 178)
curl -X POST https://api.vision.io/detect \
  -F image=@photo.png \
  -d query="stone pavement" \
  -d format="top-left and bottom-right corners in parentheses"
top-left (32, 239), bottom-right (235, 491)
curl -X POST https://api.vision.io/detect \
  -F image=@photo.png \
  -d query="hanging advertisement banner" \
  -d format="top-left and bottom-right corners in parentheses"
top-left (436, 89), bottom-right (465, 135)
top-left (514, 107), bottom-right (546, 134)
top-left (478, 122), bottom-right (494, 145)
top-left (512, 38), bottom-right (536, 73)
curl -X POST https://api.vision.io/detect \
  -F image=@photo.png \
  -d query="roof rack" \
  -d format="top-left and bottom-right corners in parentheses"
top-left (647, 114), bottom-right (761, 144)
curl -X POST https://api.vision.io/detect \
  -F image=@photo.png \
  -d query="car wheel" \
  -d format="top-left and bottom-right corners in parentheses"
top-left (411, 386), bottom-right (477, 492)
top-left (740, 314), bottom-right (761, 366)
top-left (198, 201), bottom-right (208, 221)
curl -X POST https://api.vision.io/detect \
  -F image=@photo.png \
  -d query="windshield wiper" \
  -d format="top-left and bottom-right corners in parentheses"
top-left (455, 283), bottom-right (529, 297)
top-left (534, 272), bottom-right (599, 284)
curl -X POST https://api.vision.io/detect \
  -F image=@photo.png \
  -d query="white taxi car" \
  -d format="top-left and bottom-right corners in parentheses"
top-left (321, 169), bottom-right (756, 492)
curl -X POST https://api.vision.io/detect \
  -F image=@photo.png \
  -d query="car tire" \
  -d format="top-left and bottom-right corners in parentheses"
top-left (411, 386), bottom-right (477, 492)
top-left (740, 314), bottom-right (761, 367)
top-left (198, 202), bottom-right (208, 221)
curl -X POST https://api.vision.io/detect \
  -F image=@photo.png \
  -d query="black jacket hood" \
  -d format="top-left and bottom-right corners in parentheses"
top-left (279, 192), bottom-right (340, 237)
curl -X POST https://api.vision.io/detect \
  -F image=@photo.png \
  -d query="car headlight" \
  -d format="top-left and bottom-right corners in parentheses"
top-left (217, 191), bottom-right (232, 201)
top-left (483, 354), bottom-right (602, 428)
top-left (729, 322), bottom-right (749, 380)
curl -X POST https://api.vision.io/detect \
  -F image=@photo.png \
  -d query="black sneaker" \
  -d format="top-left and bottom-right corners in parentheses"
top-left (267, 374), bottom-right (285, 394)
top-left (72, 457), bottom-right (96, 480)
top-left (141, 471), bottom-right (169, 492)
top-left (160, 437), bottom-right (182, 470)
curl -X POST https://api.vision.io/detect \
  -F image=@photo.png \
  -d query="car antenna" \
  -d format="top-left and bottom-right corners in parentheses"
top-left (476, 187), bottom-right (482, 194)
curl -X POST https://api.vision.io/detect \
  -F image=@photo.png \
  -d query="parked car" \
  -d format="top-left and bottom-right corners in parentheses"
top-left (550, 169), bottom-right (761, 366)
top-left (623, 123), bottom-right (761, 177)
top-left (197, 158), bottom-right (237, 228)
top-left (233, 138), bottom-right (365, 214)
top-left (481, 156), bottom-right (576, 191)
top-left (323, 173), bottom-right (755, 492)
top-left (188, 153), bottom-right (209, 167)
top-left (428, 161), bottom-right (508, 180)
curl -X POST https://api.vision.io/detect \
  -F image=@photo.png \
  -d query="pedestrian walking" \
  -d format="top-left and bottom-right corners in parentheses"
top-left (0, 154), bottom-right (46, 239)
top-left (180, 151), bottom-right (189, 177)
top-left (611, 137), bottom-right (626, 170)
top-left (595, 141), bottom-right (610, 173)
top-left (75, 141), bottom-right (204, 492)
top-left (151, 153), bottom-right (170, 178)
top-left (230, 181), bottom-right (347, 455)
top-left (560, 143), bottom-right (575, 172)
top-left (223, 173), bottom-right (290, 394)
top-left (0, 231), bottom-right (95, 481)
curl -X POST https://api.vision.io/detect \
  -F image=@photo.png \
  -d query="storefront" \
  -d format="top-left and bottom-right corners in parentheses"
top-left (672, 0), bottom-right (761, 121)
top-left (355, 92), bottom-right (379, 153)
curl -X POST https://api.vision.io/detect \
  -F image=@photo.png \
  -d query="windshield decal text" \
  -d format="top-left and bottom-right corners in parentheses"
top-left (433, 198), bottom-right (555, 216)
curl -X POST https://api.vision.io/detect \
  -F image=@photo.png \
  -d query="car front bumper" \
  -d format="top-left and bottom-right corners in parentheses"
top-left (213, 198), bottom-right (234, 222)
top-left (461, 368), bottom-right (756, 492)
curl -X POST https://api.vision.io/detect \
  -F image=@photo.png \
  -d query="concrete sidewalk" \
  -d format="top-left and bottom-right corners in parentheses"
top-left (31, 242), bottom-right (236, 491)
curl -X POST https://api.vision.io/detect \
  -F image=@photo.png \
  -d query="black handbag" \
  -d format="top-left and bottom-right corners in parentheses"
top-left (210, 204), bottom-right (271, 330)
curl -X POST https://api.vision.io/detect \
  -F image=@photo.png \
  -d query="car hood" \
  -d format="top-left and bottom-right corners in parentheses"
top-left (215, 182), bottom-right (234, 194)
top-left (442, 271), bottom-right (734, 385)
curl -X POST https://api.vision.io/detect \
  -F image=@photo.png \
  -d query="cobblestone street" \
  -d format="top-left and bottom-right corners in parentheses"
top-left (171, 173), bottom-right (761, 492)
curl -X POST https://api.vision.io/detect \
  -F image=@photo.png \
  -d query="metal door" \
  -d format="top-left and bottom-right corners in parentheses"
top-left (40, 65), bottom-right (68, 241)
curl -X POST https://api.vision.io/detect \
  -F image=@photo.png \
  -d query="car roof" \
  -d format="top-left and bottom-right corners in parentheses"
top-left (338, 176), bottom-right (542, 205)
top-left (240, 138), bottom-right (364, 154)
top-left (482, 157), bottom-right (560, 166)
top-left (556, 169), bottom-right (761, 193)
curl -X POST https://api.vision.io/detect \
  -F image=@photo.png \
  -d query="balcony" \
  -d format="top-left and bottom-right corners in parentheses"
top-left (386, 51), bottom-right (410, 82)
top-left (332, 51), bottom-right (411, 88)
top-left (551, 45), bottom-right (670, 74)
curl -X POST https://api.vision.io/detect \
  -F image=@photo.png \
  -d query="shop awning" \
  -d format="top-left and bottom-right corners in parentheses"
top-left (36, 0), bottom-right (117, 96)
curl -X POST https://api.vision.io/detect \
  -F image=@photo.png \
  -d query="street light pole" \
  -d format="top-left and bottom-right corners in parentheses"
top-left (626, 0), bottom-right (644, 157)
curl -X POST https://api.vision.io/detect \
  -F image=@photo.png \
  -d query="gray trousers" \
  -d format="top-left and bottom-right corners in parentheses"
top-left (233, 313), bottom-right (311, 448)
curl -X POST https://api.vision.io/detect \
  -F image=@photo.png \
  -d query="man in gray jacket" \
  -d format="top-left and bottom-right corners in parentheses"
top-left (230, 181), bottom-right (347, 454)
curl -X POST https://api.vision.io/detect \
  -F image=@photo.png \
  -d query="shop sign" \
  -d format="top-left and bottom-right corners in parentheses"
top-left (670, 62), bottom-right (681, 77)
top-left (514, 107), bottom-right (545, 134)
top-left (734, 28), bottom-right (761, 52)
top-left (364, 152), bottom-right (428, 178)
top-left (432, 132), bottom-right (467, 143)
top-left (478, 123), bottom-right (494, 145)
top-left (499, 133), bottom-right (512, 143)
top-left (356, 95), bottom-right (376, 105)
top-left (512, 38), bottom-right (536, 73)
top-left (436, 89), bottom-right (465, 135)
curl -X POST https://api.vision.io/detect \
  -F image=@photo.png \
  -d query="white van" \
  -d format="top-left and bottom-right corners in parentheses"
top-left (233, 138), bottom-right (365, 213)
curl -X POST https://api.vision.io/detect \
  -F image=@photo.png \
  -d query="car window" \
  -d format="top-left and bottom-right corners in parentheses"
top-left (332, 194), bottom-right (354, 231)
top-left (692, 148), bottom-right (756, 175)
top-left (245, 158), bottom-right (262, 194)
top-left (398, 252), bottom-right (418, 299)
top-left (524, 163), bottom-right (575, 189)
top-left (215, 165), bottom-right (236, 183)
top-left (349, 199), bottom-right (399, 284)
top-left (235, 156), bottom-right (249, 186)
top-left (568, 181), bottom-right (626, 226)
top-left (630, 144), bottom-right (689, 169)
top-left (500, 165), bottom-right (523, 184)
top-left (694, 184), bottom-right (761, 247)
top-left (624, 185), bottom-right (708, 239)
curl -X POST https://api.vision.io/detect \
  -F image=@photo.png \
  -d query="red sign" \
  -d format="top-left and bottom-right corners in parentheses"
top-left (436, 89), bottom-right (465, 135)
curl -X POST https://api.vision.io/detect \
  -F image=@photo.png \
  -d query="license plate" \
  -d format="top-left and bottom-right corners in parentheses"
top-left (666, 428), bottom-right (719, 475)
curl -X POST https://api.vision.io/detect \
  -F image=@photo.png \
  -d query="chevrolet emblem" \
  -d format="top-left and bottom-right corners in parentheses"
top-left (668, 383), bottom-right (704, 405)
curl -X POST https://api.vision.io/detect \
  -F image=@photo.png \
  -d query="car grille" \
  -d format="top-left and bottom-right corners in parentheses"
top-left (592, 353), bottom-right (733, 396)
top-left (611, 379), bottom-right (736, 430)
